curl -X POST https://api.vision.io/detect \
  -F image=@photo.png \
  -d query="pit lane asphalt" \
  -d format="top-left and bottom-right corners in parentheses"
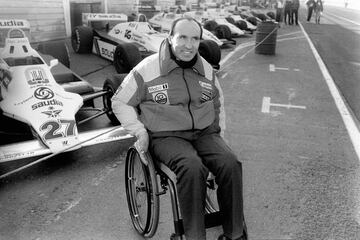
top-left (1, 15), bottom-right (360, 240)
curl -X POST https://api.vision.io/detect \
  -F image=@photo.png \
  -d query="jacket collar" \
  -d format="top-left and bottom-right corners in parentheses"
top-left (159, 39), bottom-right (205, 77)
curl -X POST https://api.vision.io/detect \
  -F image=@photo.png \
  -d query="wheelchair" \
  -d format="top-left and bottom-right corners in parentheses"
top-left (125, 145), bottom-right (223, 239)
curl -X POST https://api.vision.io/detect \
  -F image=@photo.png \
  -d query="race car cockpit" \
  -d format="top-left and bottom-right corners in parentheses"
top-left (1, 27), bottom-right (44, 67)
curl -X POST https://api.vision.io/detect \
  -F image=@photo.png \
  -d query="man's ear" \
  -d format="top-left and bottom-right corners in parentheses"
top-left (167, 36), bottom-right (172, 45)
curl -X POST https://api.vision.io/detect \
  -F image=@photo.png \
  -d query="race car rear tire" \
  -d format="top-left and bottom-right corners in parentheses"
top-left (102, 74), bottom-right (127, 125)
top-left (267, 12), bottom-right (276, 20)
top-left (199, 40), bottom-right (221, 70)
top-left (71, 26), bottom-right (93, 54)
top-left (246, 16), bottom-right (258, 26)
top-left (255, 13), bottom-right (268, 21)
top-left (113, 43), bottom-right (142, 74)
top-left (235, 20), bottom-right (248, 31)
top-left (203, 20), bottom-right (218, 32)
top-left (37, 41), bottom-right (70, 68)
top-left (214, 25), bottom-right (231, 40)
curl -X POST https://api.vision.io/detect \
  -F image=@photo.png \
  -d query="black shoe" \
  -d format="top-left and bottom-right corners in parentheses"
top-left (217, 234), bottom-right (246, 240)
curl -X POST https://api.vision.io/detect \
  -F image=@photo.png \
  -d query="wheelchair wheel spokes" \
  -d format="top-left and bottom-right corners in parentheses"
top-left (133, 161), bottom-right (149, 226)
top-left (125, 147), bottom-right (159, 238)
top-left (125, 149), bottom-right (148, 234)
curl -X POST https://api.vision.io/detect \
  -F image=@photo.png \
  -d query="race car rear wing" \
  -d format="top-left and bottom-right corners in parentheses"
top-left (82, 13), bottom-right (128, 26)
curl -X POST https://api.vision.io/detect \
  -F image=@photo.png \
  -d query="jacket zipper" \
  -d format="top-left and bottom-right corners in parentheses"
top-left (182, 69), bottom-right (194, 130)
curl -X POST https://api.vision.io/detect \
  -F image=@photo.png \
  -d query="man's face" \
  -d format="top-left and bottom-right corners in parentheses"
top-left (169, 19), bottom-right (201, 62)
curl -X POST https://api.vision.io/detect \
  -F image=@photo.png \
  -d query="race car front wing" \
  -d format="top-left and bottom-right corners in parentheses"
top-left (0, 126), bottom-right (133, 163)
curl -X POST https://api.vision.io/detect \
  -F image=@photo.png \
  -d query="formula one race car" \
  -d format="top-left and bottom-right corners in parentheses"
top-left (71, 13), bottom-right (222, 74)
top-left (72, 13), bottom-right (168, 74)
top-left (188, 10), bottom-right (246, 37)
top-left (0, 20), bottom-right (131, 173)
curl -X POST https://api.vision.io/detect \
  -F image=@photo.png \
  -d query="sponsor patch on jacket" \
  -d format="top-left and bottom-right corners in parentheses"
top-left (199, 81), bottom-right (212, 90)
top-left (152, 90), bottom-right (169, 104)
top-left (148, 83), bottom-right (169, 93)
top-left (199, 81), bottom-right (213, 103)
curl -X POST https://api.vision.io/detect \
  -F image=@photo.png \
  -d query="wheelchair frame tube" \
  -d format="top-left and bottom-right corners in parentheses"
top-left (167, 178), bottom-right (185, 236)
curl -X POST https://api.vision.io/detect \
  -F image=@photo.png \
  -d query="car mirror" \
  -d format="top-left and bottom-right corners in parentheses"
top-left (49, 59), bottom-right (58, 68)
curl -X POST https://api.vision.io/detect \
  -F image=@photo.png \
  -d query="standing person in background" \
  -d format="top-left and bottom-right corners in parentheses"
top-left (314, 0), bottom-right (324, 24)
top-left (275, 0), bottom-right (284, 26)
top-left (112, 16), bottom-right (247, 240)
top-left (175, 5), bottom-right (182, 14)
top-left (306, 0), bottom-right (316, 21)
top-left (284, 0), bottom-right (293, 25)
top-left (291, 0), bottom-right (300, 25)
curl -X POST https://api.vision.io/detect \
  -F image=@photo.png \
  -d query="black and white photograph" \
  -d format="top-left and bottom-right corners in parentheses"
top-left (1, 0), bottom-right (359, 239)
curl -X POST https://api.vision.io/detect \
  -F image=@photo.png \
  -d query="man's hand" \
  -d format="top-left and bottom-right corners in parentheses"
top-left (134, 131), bottom-right (149, 165)
top-left (135, 130), bottom-right (149, 152)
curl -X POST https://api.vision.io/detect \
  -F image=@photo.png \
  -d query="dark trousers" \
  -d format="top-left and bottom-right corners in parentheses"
top-left (284, 7), bottom-right (292, 24)
top-left (291, 9), bottom-right (299, 25)
top-left (150, 126), bottom-right (245, 240)
top-left (307, 7), bottom-right (314, 21)
top-left (275, 8), bottom-right (283, 22)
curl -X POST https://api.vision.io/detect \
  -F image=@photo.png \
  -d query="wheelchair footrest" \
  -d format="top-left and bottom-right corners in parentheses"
top-left (172, 211), bottom-right (222, 237)
top-left (205, 211), bottom-right (223, 228)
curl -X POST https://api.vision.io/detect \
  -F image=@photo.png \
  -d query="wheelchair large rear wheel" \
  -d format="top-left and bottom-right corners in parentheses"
top-left (125, 147), bottom-right (160, 237)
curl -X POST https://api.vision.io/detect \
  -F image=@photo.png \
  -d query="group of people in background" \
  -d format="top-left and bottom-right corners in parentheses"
top-left (275, 0), bottom-right (323, 26)
top-left (306, 0), bottom-right (324, 24)
top-left (275, 0), bottom-right (300, 26)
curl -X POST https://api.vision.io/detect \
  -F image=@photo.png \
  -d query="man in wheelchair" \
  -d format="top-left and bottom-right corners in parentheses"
top-left (112, 16), bottom-right (247, 240)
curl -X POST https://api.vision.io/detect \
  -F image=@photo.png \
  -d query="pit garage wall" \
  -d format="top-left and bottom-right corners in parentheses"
top-left (106, 0), bottom-right (135, 13)
top-left (0, 0), bottom-right (141, 43)
top-left (0, 0), bottom-right (185, 43)
top-left (0, 0), bottom-right (70, 43)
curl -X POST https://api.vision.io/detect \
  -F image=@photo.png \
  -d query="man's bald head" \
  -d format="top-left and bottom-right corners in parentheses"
top-left (169, 16), bottom-right (203, 39)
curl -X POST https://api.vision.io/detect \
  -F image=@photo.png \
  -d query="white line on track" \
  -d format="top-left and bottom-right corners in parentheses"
top-left (325, 12), bottom-right (360, 26)
top-left (277, 31), bottom-right (302, 37)
top-left (221, 73), bottom-right (228, 79)
top-left (349, 61), bottom-right (360, 66)
top-left (300, 22), bottom-right (360, 161)
top-left (220, 36), bottom-right (305, 66)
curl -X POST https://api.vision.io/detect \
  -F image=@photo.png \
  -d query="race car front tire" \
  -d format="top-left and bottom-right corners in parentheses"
top-left (71, 26), bottom-right (93, 53)
top-left (113, 43), bottom-right (142, 74)
top-left (38, 41), bottom-right (70, 68)
top-left (199, 40), bottom-right (221, 70)
top-left (102, 74), bottom-right (128, 125)
top-left (246, 16), bottom-right (258, 26)
top-left (235, 20), bottom-right (248, 31)
top-left (203, 20), bottom-right (218, 32)
top-left (225, 17), bottom-right (235, 25)
top-left (214, 25), bottom-right (232, 40)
